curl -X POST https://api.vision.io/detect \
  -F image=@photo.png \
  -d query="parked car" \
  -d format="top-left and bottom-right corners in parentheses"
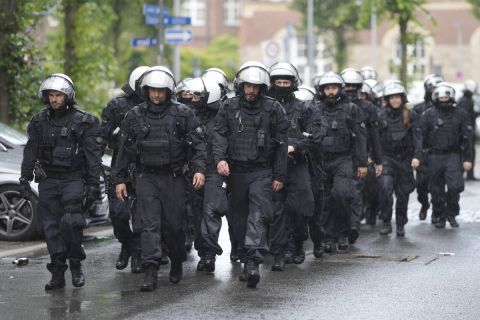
top-left (0, 122), bottom-right (110, 241)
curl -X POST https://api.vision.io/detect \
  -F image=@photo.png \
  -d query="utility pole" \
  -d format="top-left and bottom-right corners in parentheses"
top-left (371, 3), bottom-right (377, 69)
top-left (157, 0), bottom-right (165, 65)
top-left (307, 0), bottom-right (315, 86)
top-left (173, 0), bottom-right (181, 79)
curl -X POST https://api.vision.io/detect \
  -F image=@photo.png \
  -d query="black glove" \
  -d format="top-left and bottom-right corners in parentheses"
top-left (19, 177), bottom-right (32, 199)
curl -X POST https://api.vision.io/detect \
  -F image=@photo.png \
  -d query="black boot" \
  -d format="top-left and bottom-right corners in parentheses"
top-left (271, 254), bottom-right (285, 271)
top-left (116, 243), bottom-right (131, 270)
top-left (204, 252), bottom-right (216, 273)
top-left (348, 228), bottom-right (360, 244)
top-left (324, 239), bottom-right (335, 254)
top-left (284, 250), bottom-right (293, 264)
top-left (169, 261), bottom-right (183, 284)
top-left (380, 222), bottom-right (393, 235)
top-left (435, 219), bottom-right (446, 229)
top-left (159, 252), bottom-right (170, 265)
top-left (396, 224), bottom-right (405, 237)
top-left (197, 256), bottom-right (207, 271)
top-left (447, 216), bottom-right (459, 228)
top-left (293, 242), bottom-right (305, 264)
top-left (69, 260), bottom-right (85, 288)
top-left (140, 264), bottom-right (158, 292)
top-left (313, 242), bottom-right (324, 258)
top-left (130, 251), bottom-right (145, 274)
top-left (419, 207), bottom-right (428, 221)
top-left (45, 262), bottom-right (67, 291)
top-left (246, 261), bottom-right (260, 288)
top-left (230, 238), bottom-right (239, 262)
top-left (337, 237), bottom-right (349, 253)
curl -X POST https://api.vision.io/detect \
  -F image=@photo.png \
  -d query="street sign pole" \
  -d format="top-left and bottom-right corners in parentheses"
top-left (173, 0), bottom-right (181, 80)
top-left (157, 0), bottom-right (165, 65)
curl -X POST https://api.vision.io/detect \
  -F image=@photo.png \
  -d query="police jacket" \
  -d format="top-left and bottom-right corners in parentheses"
top-left (194, 102), bottom-right (221, 172)
top-left (213, 95), bottom-right (289, 183)
top-left (314, 97), bottom-right (368, 167)
top-left (113, 101), bottom-right (207, 184)
top-left (352, 98), bottom-right (382, 165)
top-left (101, 85), bottom-right (143, 165)
top-left (21, 106), bottom-right (104, 184)
top-left (457, 93), bottom-right (477, 128)
top-left (416, 105), bottom-right (473, 162)
top-left (378, 106), bottom-right (414, 160)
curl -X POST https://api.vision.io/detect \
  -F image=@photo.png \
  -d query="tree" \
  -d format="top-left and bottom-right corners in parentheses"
top-left (0, 0), bottom-right (53, 127)
top-left (358, 0), bottom-right (432, 85)
top-left (292, 0), bottom-right (366, 71)
top-left (467, 0), bottom-right (480, 20)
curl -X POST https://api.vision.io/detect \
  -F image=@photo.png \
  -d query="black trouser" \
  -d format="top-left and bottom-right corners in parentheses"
top-left (379, 156), bottom-right (415, 226)
top-left (363, 163), bottom-right (381, 223)
top-left (229, 168), bottom-right (272, 263)
top-left (187, 182), bottom-right (206, 257)
top-left (350, 176), bottom-right (364, 230)
top-left (416, 164), bottom-right (430, 211)
top-left (309, 167), bottom-right (325, 246)
top-left (467, 133), bottom-right (476, 179)
top-left (136, 171), bottom-right (187, 268)
top-left (38, 178), bottom-right (86, 266)
top-left (428, 153), bottom-right (464, 222)
top-left (270, 162), bottom-right (312, 255)
top-left (109, 197), bottom-right (141, 253)
top-left (201, 171), bottom-right (229, 255)
top-left (321, 155), bottom-right (355, 240)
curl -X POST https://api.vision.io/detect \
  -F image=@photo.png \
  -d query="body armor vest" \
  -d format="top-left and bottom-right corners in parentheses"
top-left (196, 109), bottom-right (216, 169)
top-left (380, 110), bottom-right (411, 156)
top-left (284, 99), bottom-right (306, 140)
top-left (427, 109), bottom-right (462, 152)
top-left (226, 97), bottom-right (275, 163)
top-left (320, 103), bottom-right (352, 154)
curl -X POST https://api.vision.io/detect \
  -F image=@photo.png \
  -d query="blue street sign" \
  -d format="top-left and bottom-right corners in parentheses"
top-left (131, 37), bottom-right (158, 48)
top-left (145, 15), bottom-right (191, 26)
top-left (165, 29), bottom-right (192, 44)
top-left (143, 4), bottom-right (169, 16)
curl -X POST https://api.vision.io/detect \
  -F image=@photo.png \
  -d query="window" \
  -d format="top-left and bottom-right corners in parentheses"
top-left (224, 0), bottom-right (241, 26)
top-left (182, 0), bottom-right (206, 26)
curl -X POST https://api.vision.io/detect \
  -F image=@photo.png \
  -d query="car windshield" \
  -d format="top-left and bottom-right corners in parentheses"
top-left (0, 122), bottom-right (28, 146)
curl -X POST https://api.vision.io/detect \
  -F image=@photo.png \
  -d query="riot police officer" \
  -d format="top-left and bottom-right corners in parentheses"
top-left (457, 80), bottom-right (478, 180)
top-left (411, 74), bottom-right (444, 222)
top-left (378, 82), bottom-right (416, 236)
top-left (101, 66), bottom-right (148, 273)
top-left (312, 72), bottom-right (368, 254)
top-left (341, 68), bottom-right (382, 243)
top-left (413, 83), bottom-right (473, 229)
top-left (20, 73), bottom-right (104, 290)
top-left (202, 67), bottom-right (230, 101)
top-left (114, 66), bottom-right (206, 291)
top-left (267, 62), bottom-right (324, 270)
top-left (213, 61), bottom-right (289, 288)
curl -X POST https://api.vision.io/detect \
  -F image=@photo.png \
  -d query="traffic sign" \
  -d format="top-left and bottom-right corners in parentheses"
top-left (145, 15), bottom-right (191, 26)
top-left (131, 37), bottom-right (158, 48)
top-left (143, 4), bottom-right (169, 16)
top-left (165, 29), bottom-right (192, 44)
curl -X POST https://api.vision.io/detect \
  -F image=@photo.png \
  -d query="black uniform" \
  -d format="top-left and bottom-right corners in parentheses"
top-left (268, 94), bottom-right (324, 263)
top-left (213, 95), bottom-right (289, 264)
top-left (114, 101), bottom-right (206, 269)
top-left (313, 97), bottom-right (367, 248)
top-left (411, 100), bottom-right (433, 219)
top-left (101, 85), bottom-right (143, 263)
top-left (378, 107), bottom-right (416, 230)
top-left (21, 106), bottom-right (103, 273)
top-left (416, 105), bottom-right (472, 226)
top-left (457, 92), bottom-right (477, 179)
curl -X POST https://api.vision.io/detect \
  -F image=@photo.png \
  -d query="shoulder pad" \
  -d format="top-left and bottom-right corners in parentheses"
top-left (78, 112), bottom-right (98, 125)
top-left (175, 103), bottom-right (191, 115)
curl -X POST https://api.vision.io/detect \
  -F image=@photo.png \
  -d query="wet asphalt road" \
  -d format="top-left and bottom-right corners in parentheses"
top-left (2, 181), bottom-right (480, 320)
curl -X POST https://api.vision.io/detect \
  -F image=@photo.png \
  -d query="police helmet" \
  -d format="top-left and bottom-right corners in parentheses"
top-left (235, 61), bottom-right (270, 88)
top-left (341, 68), bottom-right (364, 86)
top-left (184, 77), bottom-right (222, 105)
top-left (128, 66), bottom-right (150, 94)
top-left (39, 73), bottom-right (75, 106)
top-left (140, 66), bottom-right (176, 99)
top-left (383, 81), bottom-right (408, 102)
top-left (432, 82), bottom-right (456, 104)
top-left (269, 62), bottom-right (301, 88)
top-left (202, 68), bottom-right (229, 91)
top-left (423, 74), bottom-right (444, 93)
top-left (294, 85), bottom-right (315, 101)
top-left (464, 80), bottom-right (477, 94)
top-left (318, 72), bottom-right (344, 90)
top-left (360, 66), bottom-right (378, 80)
top-left (364, 79), bottom-right (383, 98)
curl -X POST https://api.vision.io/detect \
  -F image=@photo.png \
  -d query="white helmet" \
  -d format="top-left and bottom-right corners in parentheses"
top-left (235, 61), bottom-right (270, 87)
top-left (424, 74), bottom-right (444, 93)
top-left (294, 85), bottom-right (315, 101)
top-left (464, 80), bottom-right (477, 94)
top-left (183, 77), bottom-right (221, 105)
top-left (140, 66), bottom-right (176, 94)
top-left (318, 71), bottom-right (344, 88)
top-left (341, 68), bottom-right (364, 85)
top-left (202, 68), bottom-right (229, 90)
top-left (129, 66), bottom-right (150, 93)
top-left (360, 82), bottom-right (373, 96)
top-left (365, 79), bottom-right (383, 98)
top-left (360, 66), bottom-right (378, 80)
top-left (383, 81), bottom-right (407, 101)
top-left (432, 82), bottom-right (456, 103)
top-left (269, 62), bottom-right (301, 87)
top-left (39, 73), bottom-right (75, 105)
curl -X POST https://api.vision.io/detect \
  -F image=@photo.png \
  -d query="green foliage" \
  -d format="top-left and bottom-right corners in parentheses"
top-left (0, 0), bottom-right (55, 128)
top-left (467, 0), bottom-right (480, 20)
top-left (180, 35), bottom-right (239, 80)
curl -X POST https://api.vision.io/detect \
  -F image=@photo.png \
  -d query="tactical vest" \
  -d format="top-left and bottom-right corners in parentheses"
top-left (36, 108), bottom-right (91, 172)
top-left (320, 103), bottom-right (353, 154)
top-left (226, 97), bottom-right (276, 163)
top-left (284, 99), bottom-right (307, 140)
top-left (196, 109), bottom-right (216, 168)
top-left (427, 109), bottom-right (462, 152)
top-left (133, 104), bottom-right (189, 168)
top-left (381, 111), bottom-right (411, 155)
